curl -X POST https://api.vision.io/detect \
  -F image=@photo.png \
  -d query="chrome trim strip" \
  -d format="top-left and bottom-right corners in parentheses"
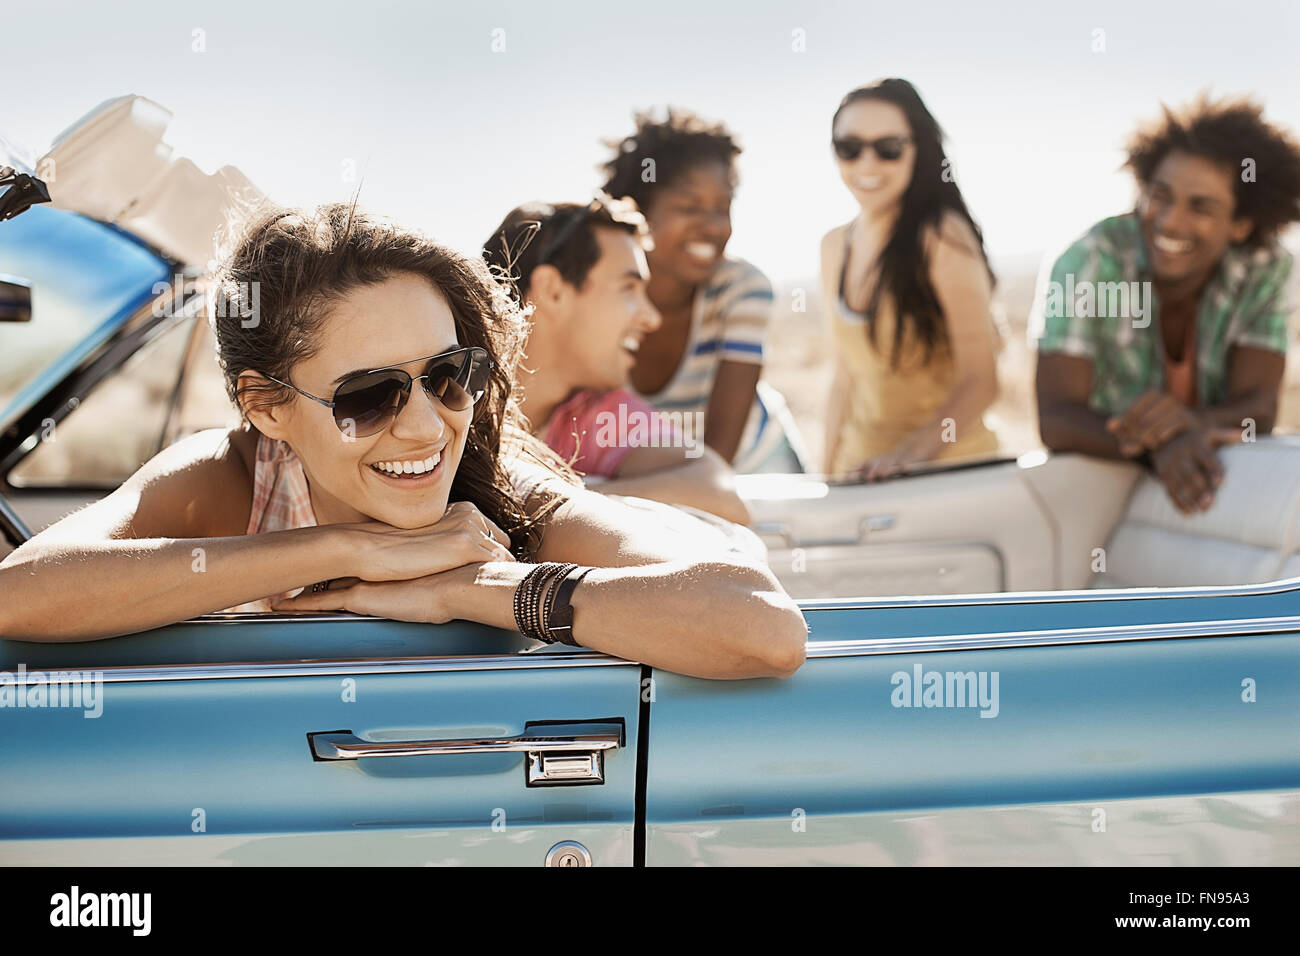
top-left (11, 614), bottom-right (1299, 685)
top-left (804, 615), bottom-right (1300, 658)
top-left (9, 650), bottom-right (635, 684)
top-left (181, 572), bottom-right (1300, 626)
top-left (795, 575), bottom-right (1300, 611)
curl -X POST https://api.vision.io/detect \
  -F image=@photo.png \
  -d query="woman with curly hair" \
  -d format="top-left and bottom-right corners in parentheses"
top-left (1035, 94), bottom-right (1300, 514)
top-left (601, 109), bottom-right (803, 473)
top-left (0, 203), bottom-right (807, 679)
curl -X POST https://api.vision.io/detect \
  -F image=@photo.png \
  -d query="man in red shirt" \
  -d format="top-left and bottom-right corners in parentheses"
top-left (483, 196), bottom-right (749, 524)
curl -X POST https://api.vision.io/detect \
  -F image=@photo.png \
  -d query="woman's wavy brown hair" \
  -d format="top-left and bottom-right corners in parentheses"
top-left (209, 200), bottom-right (575, 559)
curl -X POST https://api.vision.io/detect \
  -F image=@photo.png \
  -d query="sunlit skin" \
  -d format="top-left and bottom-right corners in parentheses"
top-left (832, 99), bottom-right (916, 222)
top-left (823, 97), bottom-right (998, 480)
top-left (641, 160), bottom-right (734, 297)
top-left (240, 273), bottom-right (471, 530)
top-left (517, 226), bottom-right (661, 428)
top-left (1138, 150), bottom-right (1252, 295)
top-left (635, 161), bottom-right (735, 395)
top-left (1037, 150), bottom-right (1281, 514)
top-left (633, 160), bottom-right (759, 464)
top-left (516, 225), bottom-right (749, 524)
top-left (0, 267), bottom-right (805, 676)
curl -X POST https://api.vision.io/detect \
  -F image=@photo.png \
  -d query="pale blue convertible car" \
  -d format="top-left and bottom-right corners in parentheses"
top-left (1, 99), bottom-right (1297, 866)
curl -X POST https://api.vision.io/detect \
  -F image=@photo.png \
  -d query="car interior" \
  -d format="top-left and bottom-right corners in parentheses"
top-left (739, 438), bottom-right (1300, 599)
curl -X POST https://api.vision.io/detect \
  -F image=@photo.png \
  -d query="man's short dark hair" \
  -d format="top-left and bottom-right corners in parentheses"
top-left (1126, 94), bottom-right (1300, 247)
top-left (482, 195), bottom-right (649, 302)
top-left (600, 107), bottom-right (741, 213)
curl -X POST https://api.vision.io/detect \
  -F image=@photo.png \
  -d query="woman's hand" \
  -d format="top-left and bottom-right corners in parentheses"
top-left (339, 501), bottom-right (515, 581)
top-left (270, 558), bottom-right (515, 624)
top-left (853, 443), bottom-right (922, 481)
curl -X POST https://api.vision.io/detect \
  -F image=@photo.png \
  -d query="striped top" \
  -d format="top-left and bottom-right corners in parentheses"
top-left (632, 255), bottom-right (773, 416)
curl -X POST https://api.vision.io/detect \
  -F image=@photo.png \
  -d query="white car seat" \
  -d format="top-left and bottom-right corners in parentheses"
top-left (1091, 437), bottom-right (1300, 588)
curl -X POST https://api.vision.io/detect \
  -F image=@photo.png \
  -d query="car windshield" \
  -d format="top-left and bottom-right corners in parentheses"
top-left (0, 204), bottom-right (171, 428)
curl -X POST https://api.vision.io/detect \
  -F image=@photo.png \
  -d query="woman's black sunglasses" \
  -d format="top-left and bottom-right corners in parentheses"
top-left (263, 346), bottom-right (493, 438)
top-left (832, 135), bottom-right (913, 162)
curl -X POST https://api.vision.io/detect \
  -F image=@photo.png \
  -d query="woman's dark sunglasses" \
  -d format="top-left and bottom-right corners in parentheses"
top-left (263, 346), bottom-right (493, 438)
top-left (832, 135), bottom-right (913, 162)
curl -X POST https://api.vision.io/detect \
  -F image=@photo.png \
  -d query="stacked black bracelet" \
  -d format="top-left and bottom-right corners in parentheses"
top-left (512, 562), bottom-right (593, 647)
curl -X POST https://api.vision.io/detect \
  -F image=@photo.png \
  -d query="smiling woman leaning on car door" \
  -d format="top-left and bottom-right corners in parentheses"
top-left (0, 202), bottom-right (806, 680)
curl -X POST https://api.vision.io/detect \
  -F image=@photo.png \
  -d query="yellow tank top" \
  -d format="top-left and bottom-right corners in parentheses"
top-left (820, 222), bottom-right (999, 474)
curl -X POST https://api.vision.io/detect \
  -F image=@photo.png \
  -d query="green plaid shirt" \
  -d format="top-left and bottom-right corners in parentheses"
top-left (1032, 213), bottom-right (1293, 415)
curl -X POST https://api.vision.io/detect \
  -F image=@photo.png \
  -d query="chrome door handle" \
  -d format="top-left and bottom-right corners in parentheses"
top-left (308, 728), bottom-right (621, 786)
top-left (310, 731), bottom-right (619, 760)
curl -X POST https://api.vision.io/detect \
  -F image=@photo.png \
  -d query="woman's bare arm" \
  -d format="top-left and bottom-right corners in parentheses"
top-left (823, 355), bottom-right (853, 473)
top-left (820, 225), bottom-right (853, 474)
top-left (597, 444), bottom-right (750, 524)
top-left (478, 486), bottom-right (806, 679)
top-left (0, 429), bottom-right (511, 641)
top-left (703, 359), bottom-right (761, 464)
top-left (1, 525), bottom-right (357, 642)
top-left (276, 480), bottom-right (809, 680)
top-left (0, 430), bottom-right (346, 640)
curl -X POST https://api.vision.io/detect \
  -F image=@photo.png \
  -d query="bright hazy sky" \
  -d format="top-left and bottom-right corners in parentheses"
top-left (6, 0), bottom-right (1299, 279)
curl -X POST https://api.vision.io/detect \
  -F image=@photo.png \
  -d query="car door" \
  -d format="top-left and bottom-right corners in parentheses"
top-left (643, 587), bottom-right (1300, 865)
top-left (0, 616), bottom-right (642, 866)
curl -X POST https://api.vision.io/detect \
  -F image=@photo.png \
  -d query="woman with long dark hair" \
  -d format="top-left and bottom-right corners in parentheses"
top-left (0, 202), bottom-right (806, 679)
top-left (821, 79), bottom-right (1000, 478)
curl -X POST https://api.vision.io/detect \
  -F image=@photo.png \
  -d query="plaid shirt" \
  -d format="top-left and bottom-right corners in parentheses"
top-left (221, 433), bottom-right (318, 613)
top-left (1032, 213), bottom-right (1293, 416)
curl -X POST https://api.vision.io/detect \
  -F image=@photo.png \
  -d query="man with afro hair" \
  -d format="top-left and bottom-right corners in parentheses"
top-left (1034, 94), bottom-right (1300, 513)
